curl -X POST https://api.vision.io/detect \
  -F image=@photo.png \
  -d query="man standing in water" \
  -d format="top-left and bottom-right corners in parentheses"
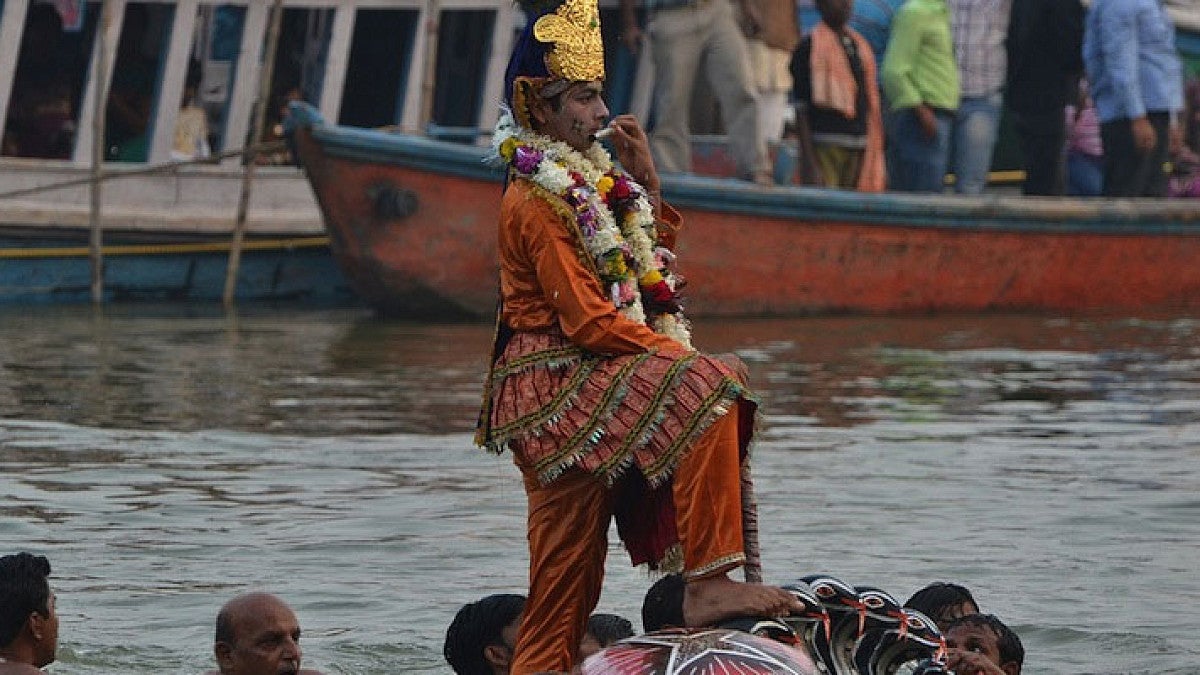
top-left (0, 553), bottom-right (58, 675)
top-left (475, 0), bottom-right (801, 670)
top-left (208, 592), bottom-right (324, 675)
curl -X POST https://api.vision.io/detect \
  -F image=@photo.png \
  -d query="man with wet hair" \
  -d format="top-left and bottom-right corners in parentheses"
top-left (207, 592), bottom-right (323, 675)
top-left (903, 581), bottom-right (979, 630)
top-left (579, 612), bottom-right (635, 658)
top-left (943, 613), bottom-right (1025, 675)
top-left (443, 593), bottom-right (526, 674)
top-left (0, 553), bottom-right (58, 675)
top-left (642, 573), bottom-right (687, 633)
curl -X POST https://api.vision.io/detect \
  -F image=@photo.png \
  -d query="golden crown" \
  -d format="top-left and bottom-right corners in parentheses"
top-left (532, 0), bottom-right (605, 82)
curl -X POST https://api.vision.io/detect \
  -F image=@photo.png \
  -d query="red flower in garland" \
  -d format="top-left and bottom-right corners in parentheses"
top-left (610, 177), bottom-right (632, 201)
top-left (641, 279), bottom-right (682, 315)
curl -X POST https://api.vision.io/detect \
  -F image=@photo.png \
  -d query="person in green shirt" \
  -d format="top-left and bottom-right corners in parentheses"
top-left (879, 0), bottom-right (960, 192)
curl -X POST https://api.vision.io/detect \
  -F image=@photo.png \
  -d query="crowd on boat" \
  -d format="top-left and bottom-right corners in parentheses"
top-left (625, 0), bottom-right (1198, 198)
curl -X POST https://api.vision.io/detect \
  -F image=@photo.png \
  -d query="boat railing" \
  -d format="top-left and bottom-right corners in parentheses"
top-left (0, 140), bottom-right (289, 203)
top-left (425, 124), bottom-right (492, 145)
top-left (291, 105), bottom-right (1200, 230)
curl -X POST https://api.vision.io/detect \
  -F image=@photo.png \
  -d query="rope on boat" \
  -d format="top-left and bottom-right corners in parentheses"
top-left (0, 141), bottom-right (289, 202)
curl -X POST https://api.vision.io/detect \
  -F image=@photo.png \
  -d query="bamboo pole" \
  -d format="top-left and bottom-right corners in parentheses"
top-left (90, 0), bottom-right (118, 304)
top-left (418, 0), bottom-right (440, 131)
top-left (223, 0), bottom-right (286, 306)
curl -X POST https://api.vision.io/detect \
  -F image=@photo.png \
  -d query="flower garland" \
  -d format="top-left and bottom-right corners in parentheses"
top-left (491, 112), bottom-right (692, 348)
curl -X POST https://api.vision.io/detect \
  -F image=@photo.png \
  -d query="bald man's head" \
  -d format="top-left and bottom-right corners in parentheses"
top-left (214, 593), bottom-right (304, 675)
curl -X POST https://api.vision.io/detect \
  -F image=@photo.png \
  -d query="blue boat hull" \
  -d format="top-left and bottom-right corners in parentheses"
top-left (0, 230), bottom-right (356, 306)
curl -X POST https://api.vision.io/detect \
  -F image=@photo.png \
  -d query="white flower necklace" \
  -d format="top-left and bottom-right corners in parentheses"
top-left (492, 113), bottom-right (693, 348)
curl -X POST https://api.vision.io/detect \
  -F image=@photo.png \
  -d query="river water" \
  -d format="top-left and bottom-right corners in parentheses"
top-left (1, 304), bottom-right (1198, 674)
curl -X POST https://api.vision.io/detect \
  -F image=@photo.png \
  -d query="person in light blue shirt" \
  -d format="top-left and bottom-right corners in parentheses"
top-left (1083, 0), bottom-right (1184, 196)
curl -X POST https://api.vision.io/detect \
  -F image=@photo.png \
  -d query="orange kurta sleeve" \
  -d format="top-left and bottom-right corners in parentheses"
top-left (499, 180), bottom-right (687, 356)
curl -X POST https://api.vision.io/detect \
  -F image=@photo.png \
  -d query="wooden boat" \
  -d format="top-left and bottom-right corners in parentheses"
top-left (0, 0), bottom-right (523, 305)
top-left (2, 0), bottom-right (1199, 308)
top-left (290, 102), bottom-right (1200, 318)
top-left (0, 228), bottom-right (349, 305)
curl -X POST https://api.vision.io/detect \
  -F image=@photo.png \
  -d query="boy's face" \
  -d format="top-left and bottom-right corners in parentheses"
top-left (945, 622), bottom-right (1018, 675)
top-left (530, 81), bottom-right (609, 152)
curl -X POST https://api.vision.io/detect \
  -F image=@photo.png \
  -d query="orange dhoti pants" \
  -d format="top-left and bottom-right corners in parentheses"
top-left (509, 406), bottom-right (749, 674)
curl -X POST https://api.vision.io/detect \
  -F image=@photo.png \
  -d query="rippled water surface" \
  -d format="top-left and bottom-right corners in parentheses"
top-left (2, 305), bottom-right (1199, 674)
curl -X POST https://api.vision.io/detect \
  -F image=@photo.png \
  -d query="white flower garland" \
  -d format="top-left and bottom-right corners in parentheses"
top-left (492, 113), bottom-right (692, 348)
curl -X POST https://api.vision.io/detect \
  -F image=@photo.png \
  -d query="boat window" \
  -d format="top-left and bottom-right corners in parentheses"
top-left (272, 7), bottom-right (334, 132)
top-left (105, 2), bottom-right (174, 163)
top-left (257, 6), bottom-right (333, 164)
top-left (192, 3), bottom-right (246, 156)
top-left (430, 9), bottom-right (495, 141)
top-left (338, 8), bottom-right (418, 129)
top-left (2, 0), bottom-right (100, 160)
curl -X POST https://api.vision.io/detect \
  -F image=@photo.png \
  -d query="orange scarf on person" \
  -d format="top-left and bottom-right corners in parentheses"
top-left (809, 22), bottom-right (885, 192)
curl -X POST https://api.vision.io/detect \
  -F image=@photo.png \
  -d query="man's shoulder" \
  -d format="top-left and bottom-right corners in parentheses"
top-left (501, 177), bottom-right (576, 237)
top-left (1092, 0), bottom-right (1143, 19)
top-left (896, 0), bottom-right (946, 17)
top-left (891, 0), bottom-right (929, 24)
top-left (0, 663), bottom-right (44, 675)
top-left (503, 176), bottom-right (555, 210)
top-left (501, 176), bottom-right (538, 209)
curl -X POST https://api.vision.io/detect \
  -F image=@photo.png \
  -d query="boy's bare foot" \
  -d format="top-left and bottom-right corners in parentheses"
top-left (682, 574), bottom-right (803, 627)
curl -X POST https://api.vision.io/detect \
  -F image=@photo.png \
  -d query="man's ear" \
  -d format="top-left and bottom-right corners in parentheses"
top-left (215, 641), bottom-right (235, 670)
top-left (527, 90), bottom-right (551, 129)
top-left (483, 644), bottom-right (512, 668)
top-left (1001, 661), bottom-right (1020, 675)
top-left (27, 612), bottom-right (45, 641)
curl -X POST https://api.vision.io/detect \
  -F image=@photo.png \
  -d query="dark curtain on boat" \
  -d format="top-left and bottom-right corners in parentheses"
top-left (339, 8), bottom-right (419, 129)
top-left (431, 9), bottom-right (494, 137)
top-left (105, 3), bottom-right (174, 163)
top-left (2, 0), bottom-right (101, 160)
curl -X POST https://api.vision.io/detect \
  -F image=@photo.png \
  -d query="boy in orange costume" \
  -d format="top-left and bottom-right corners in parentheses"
top-left (475, 0), bottom-right (801, 671)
